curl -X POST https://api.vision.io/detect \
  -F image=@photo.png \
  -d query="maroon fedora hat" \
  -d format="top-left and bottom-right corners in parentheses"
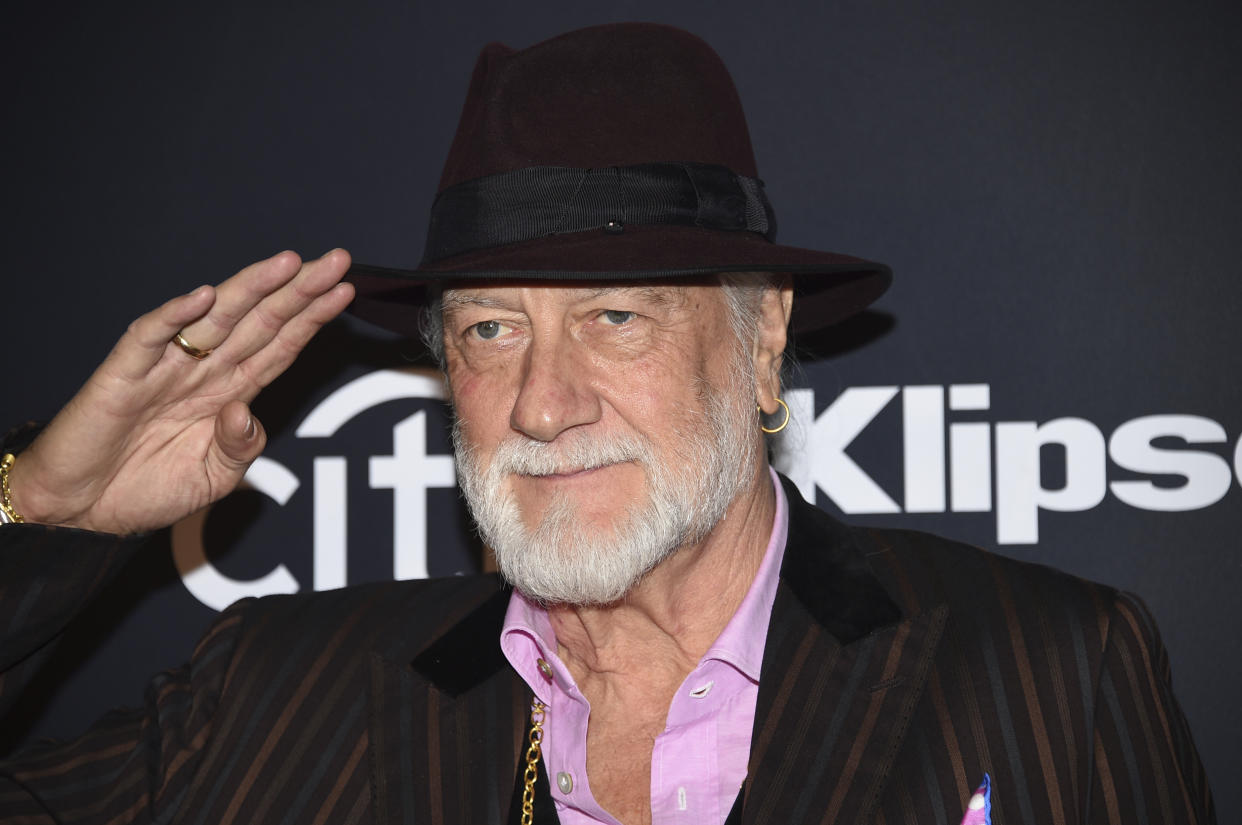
top-left (346, 22), bottom-right (891, 335)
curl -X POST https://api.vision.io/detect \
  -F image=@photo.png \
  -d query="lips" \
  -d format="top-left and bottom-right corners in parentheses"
top-left (518, 462), bottom-right (621, 479)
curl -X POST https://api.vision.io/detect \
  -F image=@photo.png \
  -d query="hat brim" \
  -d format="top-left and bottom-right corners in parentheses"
top-left (345, 224), bottom-right (891, 336)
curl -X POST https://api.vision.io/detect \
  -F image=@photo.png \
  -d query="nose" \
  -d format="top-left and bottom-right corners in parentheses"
top-left (509, 332), bottom-right (602, 442)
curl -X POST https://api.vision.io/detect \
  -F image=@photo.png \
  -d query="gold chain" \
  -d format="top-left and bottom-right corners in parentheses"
top-left (0, 454), bottom-right (24, 524)
top-left (520, 700), bottom-right (546, 825)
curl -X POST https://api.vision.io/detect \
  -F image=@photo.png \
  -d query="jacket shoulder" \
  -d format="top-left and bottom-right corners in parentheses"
top-left (857, 525), bottom-right (1118, 628)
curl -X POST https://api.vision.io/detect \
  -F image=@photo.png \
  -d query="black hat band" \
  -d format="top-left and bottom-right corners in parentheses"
top-left (421, 162), bottom-right (777, 265)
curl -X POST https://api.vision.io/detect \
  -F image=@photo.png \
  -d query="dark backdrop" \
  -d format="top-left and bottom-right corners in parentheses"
top-left (3, 1), bottom-right (1239, 820)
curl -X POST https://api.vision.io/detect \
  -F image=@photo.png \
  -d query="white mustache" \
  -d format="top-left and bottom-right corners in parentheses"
top-left (493, 433), bottom-right (650, 477)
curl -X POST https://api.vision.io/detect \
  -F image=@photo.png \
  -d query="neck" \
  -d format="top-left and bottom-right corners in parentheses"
top-left (547, 463), bottom-right (777, 691)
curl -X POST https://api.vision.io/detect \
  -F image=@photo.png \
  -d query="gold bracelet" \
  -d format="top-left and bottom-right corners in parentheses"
top-left (0, 453), bottom-right (25, 524)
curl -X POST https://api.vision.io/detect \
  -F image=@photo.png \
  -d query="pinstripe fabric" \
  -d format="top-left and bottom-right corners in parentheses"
top-left (0, 560), bottom-right (524, 825)
top-left (858, 519), bottom-right (1214, 825)
top-left (0, 474), bottom-right (1214, 824)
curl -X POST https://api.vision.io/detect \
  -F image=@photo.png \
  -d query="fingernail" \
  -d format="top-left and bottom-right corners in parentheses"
top-left (244, 416), bottom-right (256, 439)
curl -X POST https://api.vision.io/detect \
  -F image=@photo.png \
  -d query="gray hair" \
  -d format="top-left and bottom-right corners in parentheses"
top-left (717, 271), bottom-right (781, 356)
top-left (418, 289), bottom-right (447, 370)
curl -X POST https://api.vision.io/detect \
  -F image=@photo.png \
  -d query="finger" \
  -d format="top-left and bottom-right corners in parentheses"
top-left (111, 284), bottom-right (217, 379)
top-left (211, 400), bottom-right (267, 473)
top-left (177, 251), bottom-right (304, 351)
top-left (214, 249), bottom-right (352, 363)
top-left (241, 281), bottom-right (356, 388)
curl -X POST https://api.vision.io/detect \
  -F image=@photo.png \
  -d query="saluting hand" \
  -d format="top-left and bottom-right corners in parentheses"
top-left (8, 249), bottom-right (355, 534)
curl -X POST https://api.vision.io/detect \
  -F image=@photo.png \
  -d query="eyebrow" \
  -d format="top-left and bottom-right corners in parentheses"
top-left (578, 285), bottom-right (678, 305)
top-left (441, 293), bottom-right (514, 312)
top-left (442, 284), bottom-right (681, 313)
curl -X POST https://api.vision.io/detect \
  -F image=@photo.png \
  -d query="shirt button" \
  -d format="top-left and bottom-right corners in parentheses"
top-left (556, 771), bottom-right (574, 793)
top-left (537, 658), bottom-right (553, 680)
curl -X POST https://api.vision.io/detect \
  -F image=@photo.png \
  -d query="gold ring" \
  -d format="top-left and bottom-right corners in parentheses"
top-left (172, 331), bottom-right (213, 360)
top-left (758, 398), bottom-right (790, 434)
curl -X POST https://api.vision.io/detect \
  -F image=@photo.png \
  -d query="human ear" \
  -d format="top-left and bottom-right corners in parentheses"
top-left (752, 276), bottom-right (793, 414)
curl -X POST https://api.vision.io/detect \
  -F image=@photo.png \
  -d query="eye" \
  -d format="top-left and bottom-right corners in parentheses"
top-left (470, 320), bottom-right (509, 340)
top-left (601, 310), bottom-right (636, 325)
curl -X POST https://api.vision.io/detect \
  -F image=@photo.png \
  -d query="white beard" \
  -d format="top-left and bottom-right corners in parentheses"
top-left (452, 367), bottom-right (757, 605)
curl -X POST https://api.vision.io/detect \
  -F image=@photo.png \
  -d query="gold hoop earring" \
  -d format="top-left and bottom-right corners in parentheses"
top-left (758, 398), bottom-right (790, 434)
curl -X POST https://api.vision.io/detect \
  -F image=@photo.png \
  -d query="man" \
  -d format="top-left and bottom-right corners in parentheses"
top-left (0, 23), bottom-right (1213, 825)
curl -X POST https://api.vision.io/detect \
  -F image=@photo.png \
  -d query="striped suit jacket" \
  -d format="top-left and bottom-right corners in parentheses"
top-left (0, 476), bottom-right (1214, 824)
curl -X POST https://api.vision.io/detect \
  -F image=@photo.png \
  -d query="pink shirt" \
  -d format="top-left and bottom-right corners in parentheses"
top-left (499, 470), bottom-right (789, 825)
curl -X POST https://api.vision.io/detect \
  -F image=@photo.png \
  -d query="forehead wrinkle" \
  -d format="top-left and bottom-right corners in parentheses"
top-left (444, 284), bottom-right (686, 314)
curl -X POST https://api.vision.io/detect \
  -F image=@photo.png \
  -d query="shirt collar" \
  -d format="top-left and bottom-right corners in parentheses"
top-left (701, 467), bottom-right (788, 680)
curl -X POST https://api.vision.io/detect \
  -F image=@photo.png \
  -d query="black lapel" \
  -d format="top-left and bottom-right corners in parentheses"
top-left (368, 577), bottom-right (537, 825)
top-left (735, 477), bottom-right (948, 824)
top-left (775, 475), bottom-right (904, 644)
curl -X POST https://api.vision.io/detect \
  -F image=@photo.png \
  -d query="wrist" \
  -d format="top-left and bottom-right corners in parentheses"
top-left (1, 451), bottom-right (80, 527)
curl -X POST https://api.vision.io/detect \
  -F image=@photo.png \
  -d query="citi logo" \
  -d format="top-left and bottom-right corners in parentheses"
top-left (772, 384), bottom-right (1241, 545)
top-left (172, 369), bottom-right (456, 610)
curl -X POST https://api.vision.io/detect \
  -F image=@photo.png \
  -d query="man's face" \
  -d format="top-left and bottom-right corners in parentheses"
top-left (442, 282), bottom-right (765, 604)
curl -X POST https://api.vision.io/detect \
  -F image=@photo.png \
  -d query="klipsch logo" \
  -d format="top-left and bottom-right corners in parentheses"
top-left (172, 373), bottom-right (1240, 610)
top-left (772, 384), bottom-right (1240, 544)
